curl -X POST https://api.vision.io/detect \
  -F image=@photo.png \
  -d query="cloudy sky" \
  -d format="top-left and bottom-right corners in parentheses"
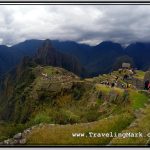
top-left (0, 5), bottom-right (150, 46)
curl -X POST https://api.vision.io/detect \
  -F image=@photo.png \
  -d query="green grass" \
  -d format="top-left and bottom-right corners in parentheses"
top-left (113, 87), bottom-right (124, 94)
top-left (26, 113), bottom-right (134, 145)
top-left (1, 66), bottom-right (148, 145)
top-left (96, 98), bottom-right (103, 105)
top-left (110, 105), bottom-right (150, 145)
top-left (95, 84), bottom-right (124, 94)
top-left (0, 123), bottom-right (29, 141)
top-left (28, 98), bottom-right (101, 125)
top-left (134, 70), bottom-right (145, 80)
top-left (95, 84), bottom-right (111, 94)
top-left (43, 66), bottom-right (55, 76)
top-left (32, 113), bottom-right (53, 124)
top-left (129, 90), bottom-right (149, 110)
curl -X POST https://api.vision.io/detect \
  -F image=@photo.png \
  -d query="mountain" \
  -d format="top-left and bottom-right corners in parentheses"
top-left (51, 40), bottom-right (92, 65)
top-left (35, 39), bottom-right (85, 77)
top-left (0, 45), bottom-right (12, 75)
top-left (112, 55), bottom-right (135, 70)
top-left (1, 39), bottom-right (150, 78)
top-left (11, 39), bottom-right (43, 57)
top-left (1, 40), bottom-right (150, 146)
top-left (0, 39), bottom-right (125, 77)
top-left (126, 42), bottom-right (150, 70)
top-left (52, 41), bottom-right (125, 76)
top-left (0, 50), bottom-right (148, 124)
top-left (0, 40), bottom-right (86, 122)
top-left (0, 40), bottom-right (43, 76)
top-left (86, 41), bottom-right (124, 76)
top-left (0, 39), bottom-right (86, 97)
top-left (0, 39), bottom-right (90, 77)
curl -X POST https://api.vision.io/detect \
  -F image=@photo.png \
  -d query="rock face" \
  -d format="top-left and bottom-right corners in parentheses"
top-left (0, 126), bottom-right (33, 145)
top-left (35, 39), bottom-right (86, 77)
top-left (13, 133), bottom-right (22, 140)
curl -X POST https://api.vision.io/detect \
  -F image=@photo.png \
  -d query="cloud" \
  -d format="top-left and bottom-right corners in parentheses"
top-left (0, 5), bottom-right (150, 46)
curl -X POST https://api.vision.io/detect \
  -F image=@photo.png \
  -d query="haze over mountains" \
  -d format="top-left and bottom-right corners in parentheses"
top-left (0, 39), bottom-right (150, 77)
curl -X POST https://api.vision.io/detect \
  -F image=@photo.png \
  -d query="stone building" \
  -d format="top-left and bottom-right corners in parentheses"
top-left (122, 63), bottom-right (131, 69)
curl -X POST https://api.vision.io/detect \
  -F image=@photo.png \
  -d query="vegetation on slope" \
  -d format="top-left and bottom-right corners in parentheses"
top-left (110, 105), bottom-right (150, 145)
top-left (0, 64), bottom-right (149, 146)
top-left (26, 113), bottom-right (134, 145)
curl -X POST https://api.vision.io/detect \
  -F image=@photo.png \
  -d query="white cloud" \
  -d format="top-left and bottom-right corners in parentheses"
top-left (0, 5), bottom-right (150, 46)
top-left (0, 38), bottom-right (3, 44)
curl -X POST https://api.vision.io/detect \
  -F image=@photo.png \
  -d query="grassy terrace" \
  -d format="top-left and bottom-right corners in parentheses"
top-left (133, 70), bottom-right (145, 80)
top-left (26, 113), bottom-right (134, 145)
top-left (0, 67), bottom-right (149, 145)
top-left (95, 84), bottom-right (124, 95)
top-left (110, 105), bottom-right (150, 145)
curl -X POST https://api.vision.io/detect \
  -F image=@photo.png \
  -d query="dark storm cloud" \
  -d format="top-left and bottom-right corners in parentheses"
top-left (0, 5), bottom-right (150, 46)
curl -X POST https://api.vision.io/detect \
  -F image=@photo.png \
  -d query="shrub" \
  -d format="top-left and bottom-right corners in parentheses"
top-left (0, 123), bottom-right (28, 141)
top-left (96, 98), bottom-right (103, 105)
top-left (53, 109), bottom-right (80, 124)
top-left (72, 84), bottom-right (85, 100)
top-left (84, 105), bottom-right (100, 122)
top-left (121, 90), bottom-right (130, 104)
top-left (33, 113), bottom-right (53, 124)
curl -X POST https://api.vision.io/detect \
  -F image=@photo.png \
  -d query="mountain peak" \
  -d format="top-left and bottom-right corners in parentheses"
top-left (35, 39), bottom-right (57, 66)
top-left (34, 40), bottom-right (85, 76)
top-left (96, 41), bottom-right (114, 46)
top-left (42, 39), bottom-right (52, 47)
top-left (95, 41), bottom-right (123, 50)
top-left (39, 39), bottom-right (54, 51)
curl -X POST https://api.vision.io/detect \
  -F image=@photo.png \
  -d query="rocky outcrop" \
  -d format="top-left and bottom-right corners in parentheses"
top-left (1, 124), bottom-right (41, 145)
top-left (1, 131), bottom-right (28, 145)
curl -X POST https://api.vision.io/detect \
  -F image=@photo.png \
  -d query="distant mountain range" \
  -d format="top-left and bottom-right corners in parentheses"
top-left (0, 39), bottom-right (150, 77)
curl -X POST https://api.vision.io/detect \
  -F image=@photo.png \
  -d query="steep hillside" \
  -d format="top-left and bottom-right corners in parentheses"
top-left (0, 64), bottom-right (150, 146)
top-left (0, 48), bottom-right (86, 124)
